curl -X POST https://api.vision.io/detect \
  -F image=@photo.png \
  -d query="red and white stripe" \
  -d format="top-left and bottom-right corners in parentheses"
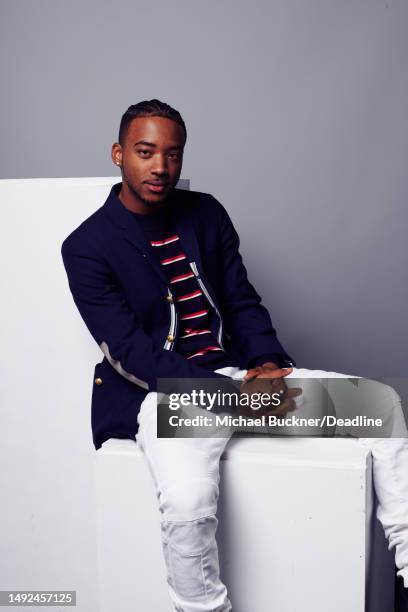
top-left (177, 290), bottom-right (202, 302)
top-left (187, 346), bottom-right (223, 359)
top-left (161, 253), bottom-right (186, 266)
top-left (180, 329), bottom-right (211, 339)
top-left (180, 309), bottom-right (208, 321)
top-left (169, 272), bottom-right (195, 284)
top-left (150, 235), bottom-right (179, 247)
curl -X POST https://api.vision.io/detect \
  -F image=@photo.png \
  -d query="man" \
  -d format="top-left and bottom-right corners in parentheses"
top-left (61, 99), bottom-right (408, 611)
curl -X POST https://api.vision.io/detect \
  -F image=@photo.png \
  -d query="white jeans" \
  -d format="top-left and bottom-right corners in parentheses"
top-left (135, 366), bottom-right (408, 612)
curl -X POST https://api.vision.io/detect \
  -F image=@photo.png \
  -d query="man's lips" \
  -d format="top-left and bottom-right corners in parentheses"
top-left (144, 181), bottom-right (169, 194)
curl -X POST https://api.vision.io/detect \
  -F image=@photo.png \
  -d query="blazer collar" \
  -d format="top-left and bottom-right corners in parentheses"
top-left (103, 182), bottom-right (203, 286)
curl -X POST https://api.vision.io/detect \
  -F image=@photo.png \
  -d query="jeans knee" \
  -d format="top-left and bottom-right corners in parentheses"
top-left (376, 382), bottom-right (407, 435)
top-left (161, 515), bottom-right (225, 603)
top-left (162, 514), bottom-right (219, 555)
top-left (161, 478), bottom-right (219, 521)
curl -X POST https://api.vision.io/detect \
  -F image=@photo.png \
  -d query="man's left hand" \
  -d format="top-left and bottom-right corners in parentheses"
top-left (243, 361), bottom-right (294, 402)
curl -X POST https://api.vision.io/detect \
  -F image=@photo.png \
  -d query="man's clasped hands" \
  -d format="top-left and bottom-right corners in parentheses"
top-left (240, 362), bottom-right (302, 418)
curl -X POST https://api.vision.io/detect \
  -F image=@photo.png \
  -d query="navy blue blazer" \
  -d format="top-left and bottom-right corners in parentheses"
top-left (61, 183), bottom-right (295, 449)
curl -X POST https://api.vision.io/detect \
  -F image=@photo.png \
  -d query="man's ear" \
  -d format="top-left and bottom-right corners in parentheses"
top-left (111, 142), bottom-right (122, 168)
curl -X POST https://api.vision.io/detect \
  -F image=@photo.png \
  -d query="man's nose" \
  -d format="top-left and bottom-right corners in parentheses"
top-left (151, 154), bottom-right (169, 175)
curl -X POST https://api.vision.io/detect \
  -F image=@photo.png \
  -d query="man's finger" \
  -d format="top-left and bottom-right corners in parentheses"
top-left (242, 367), bottom-right (261, 382)
top-left (243, 366), bottom-right (293, 382)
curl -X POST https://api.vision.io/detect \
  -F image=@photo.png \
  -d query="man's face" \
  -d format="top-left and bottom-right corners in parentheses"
top-left (112, 115), bottom-right (185, 209)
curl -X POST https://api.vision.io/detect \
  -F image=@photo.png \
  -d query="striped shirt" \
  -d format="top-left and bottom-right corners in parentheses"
top-left (130, 206), bottom-right (235, 372)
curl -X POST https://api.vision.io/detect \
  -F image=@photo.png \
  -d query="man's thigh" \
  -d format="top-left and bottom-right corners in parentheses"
top-left (136, 392), bottom-right (232, 500)
top-left (285, 368), bottom-right (406, 437)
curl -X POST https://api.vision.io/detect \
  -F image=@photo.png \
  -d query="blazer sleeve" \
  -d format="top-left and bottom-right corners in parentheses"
top-left (61, 237), bottom-right (228, 391)
top-left (213, 196), bottom-right (296, 368)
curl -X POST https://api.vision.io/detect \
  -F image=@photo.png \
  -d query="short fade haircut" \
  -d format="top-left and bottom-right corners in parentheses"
top-left (118, 99), bottom-right (187, 146)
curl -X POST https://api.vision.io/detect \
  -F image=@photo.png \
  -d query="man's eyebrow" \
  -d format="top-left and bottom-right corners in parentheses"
top-left (134, 140), bottom-right (156, 147)
top-left (134, 140), bottom-right (184, 151)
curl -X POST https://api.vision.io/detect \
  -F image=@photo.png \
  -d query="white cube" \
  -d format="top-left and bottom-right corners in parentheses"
top-left (94, 436), bottom-right (394, 612)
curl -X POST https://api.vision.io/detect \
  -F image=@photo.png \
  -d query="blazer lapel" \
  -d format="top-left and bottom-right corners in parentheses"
top-left (171, 201), bottom-right (204, 275)
top-left (103, 183), bottom-right (169, 286)
top-left (123, 217), bottom-right (170, 286)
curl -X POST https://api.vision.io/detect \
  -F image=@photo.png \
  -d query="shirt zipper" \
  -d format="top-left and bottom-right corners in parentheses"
top-left (189, 261), bottom-right (225, 351)
top-left (164, 287), bottom-right (177, 350)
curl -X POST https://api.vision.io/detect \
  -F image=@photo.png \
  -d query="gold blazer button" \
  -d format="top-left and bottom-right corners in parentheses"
top-left (94, 377), bottom-right (103, 386)
top-left (167, 334), bottom-right (175, 342)
top-left (166, 295), bottom-right (173, 303)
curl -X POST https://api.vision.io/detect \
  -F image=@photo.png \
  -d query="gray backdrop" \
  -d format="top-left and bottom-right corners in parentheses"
top-left (1, 3), bottom-right (406, 609)
top-left (1, 0), bottom-right (407, 379)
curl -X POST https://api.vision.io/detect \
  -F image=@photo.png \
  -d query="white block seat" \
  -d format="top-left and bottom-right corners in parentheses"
top-left (94, 436), bottom-right (394, 612)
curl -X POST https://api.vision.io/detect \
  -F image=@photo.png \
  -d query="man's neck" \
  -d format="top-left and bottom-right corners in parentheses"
top-left (118, 183), bottom-right (167, 215)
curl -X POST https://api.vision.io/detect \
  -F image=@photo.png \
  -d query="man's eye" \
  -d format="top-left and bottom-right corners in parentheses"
top-left (169, 153), bottom-right (181, 160)
top-left (138, 150), bottom-right (151, 157)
